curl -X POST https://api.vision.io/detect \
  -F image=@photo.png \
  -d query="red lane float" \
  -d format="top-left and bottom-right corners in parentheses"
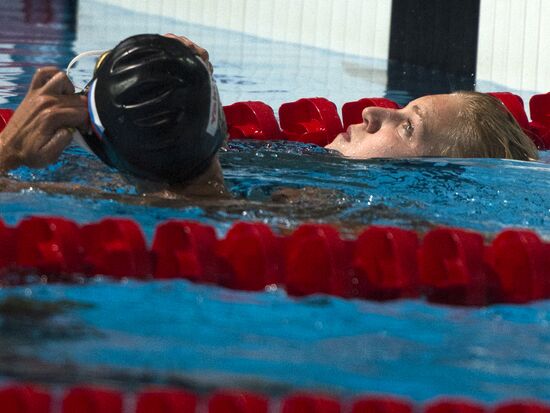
top-left (151, 220), bottom-right (218, 282)
top-left (487, 92), bottom-right (550, 150)
top-left (136, 388), bottom-right (198, 413)
top-left (418, 228), bottom-right (487, 306)
top-left (217, 222), bottom-right (284, 291)
top-left (529, 92), bottom-right (550, 149)
top-left (62, 386), bottom-right (123, 413)
top-left (424, 400), bottom-right (487, 413)
top-left (1, 216), bottom-right (550, 307)
top-left (3, 92), bottom-right (550, 147)
top-left (0, 219), bottom-right (16, 273)
top-left (485, 230), bottom-right (550, 304)
top-left (0, 384), bottom-right (52, 413)
top-left (285, 224), bottom-right (352, 297)
top-left (2, 384), bottom-right (550, 413)
top-left (352, 227), bottom-right (419, 300)
top-left (224, 101), bottom-right (281, 140)
top-left (16, 216), bottom-right (82, 276)
top-left (282, 393), bottom-right (341, 413)
top-left (0, 108), bottom-right (14, 131)
top-left (80, 218), bottom-right (151, 278)
top-left (220, 92), bottom-right (550, 149)
top-left (494, 402), bottom-right (550, 413)
top-left (209, 391), bottom-right (269, 413)
top-left (488, 92), bottom-right (531, 132)
top-left (279, 98), bottom-right (343, 146)
top-left (353, 396), bottom-right (413, 413)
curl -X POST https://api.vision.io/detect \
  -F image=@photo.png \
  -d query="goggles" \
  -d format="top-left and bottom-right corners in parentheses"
top-left (66, 49), bottom-right (110, 92)
top-left (66, 50), bottom-right (112, 161)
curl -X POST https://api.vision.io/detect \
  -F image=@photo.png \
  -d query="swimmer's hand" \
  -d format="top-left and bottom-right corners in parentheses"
top-left (0, 67), bottom-right (88, 172)
top-left (164, 33), bottom-right (214, 74)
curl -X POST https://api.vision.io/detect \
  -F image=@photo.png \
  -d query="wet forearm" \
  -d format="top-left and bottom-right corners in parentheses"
top-left (0, 110), bottom-right (19, 172)
top-left (0, 131), bottom-right (21, 173)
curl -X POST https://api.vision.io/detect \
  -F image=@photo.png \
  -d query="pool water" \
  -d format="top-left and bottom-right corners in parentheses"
top-left (1, 0), bottom-right (550, 403)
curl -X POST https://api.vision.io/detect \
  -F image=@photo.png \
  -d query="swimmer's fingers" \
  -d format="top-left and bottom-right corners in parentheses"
top-left (22, 128), bottom-right (73, 168)
top-left (164, 33), bottom-right (209, 59)
top-left (55, 93), bottom-right (88, 109)
top-left (31, 94), bottom-right (87, 115)
top-left (28, 67), bottom-right (61, 91)
top-left (164, 33), bottom-right (212, 72)
top-left (40, 70), bottom-right (76, 95)
top-left (38, 106), bottom-right (89, 139)
top-left (204, 59), bottom-right (214, 75)
top-left (36, 128), bottom-right (74, 166)
top-left (1, 69), bottom-right (86, 172)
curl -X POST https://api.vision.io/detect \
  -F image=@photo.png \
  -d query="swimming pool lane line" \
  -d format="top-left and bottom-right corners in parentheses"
top-left (1, 216), bottom-right (549, 307)
top-left (2, 92), bottom-right (550, 149)
top-left (1, 383), bottom-right (549, 413)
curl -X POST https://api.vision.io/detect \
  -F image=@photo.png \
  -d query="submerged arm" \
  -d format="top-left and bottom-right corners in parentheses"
top-left (0, 154), bottom-right (231, 207)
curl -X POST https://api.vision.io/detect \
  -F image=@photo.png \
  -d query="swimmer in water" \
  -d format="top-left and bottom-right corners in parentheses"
top-left (0, 33), bottom-right (539, 199)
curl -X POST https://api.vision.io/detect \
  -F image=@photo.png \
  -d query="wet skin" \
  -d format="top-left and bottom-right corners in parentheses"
top-left (325, 94), bottom-right (463, 158)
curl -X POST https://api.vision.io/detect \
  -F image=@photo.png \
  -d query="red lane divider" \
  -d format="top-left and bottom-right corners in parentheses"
top-left (285, 224), bottom-right (352, 297)
top-left (16, 217), bottom-right (83, 276)
top-left (487, 92), bottom-right (550, 150)
top-left (81, 218), bottom-right (151, 278)
top-left (279, 98), bottom-right (343, 146)
top-left (209, 390), bottom-right (269, 413)
top-left (2, 384), bottom-right (550, 413)
top-left (224, 101), bottom-right (281, 140)
top-left (0, 384), bottom-right (52, 413)
top-left (485, 230), bottom-right (550, 304)
top-left (1, 216), bottom-right (550, 307)
top-left (418, 228), bottom-right (487, 306)
top-left (494, 402), bottom-right (550, 413)
top-left (529, 92), bottom-right (550, 150)
top-left (0, 218), bottom-right (16, 274)
top-left (282, 393), bottom-right (341, 413)
top-left (136, 388), bottom-right (197, 413)
top-left (222, 93), bottom-right (550, 149)
top-left (0, 108), bottom-right (14, 131)
top-left (353, 396), bottom-right (414, 413)
top-left (217, 222), bottom-right (284, 291)
top-left (352, 227), bottom-right (419, 301)
top-left (2, 92), bottom-right (550, 148)
top-left (62, 386), bottom-right (123, 413)
top-left (424, 400), bottom-right (488, 413)
top-left (488, 92), bottom-right (531, 132)
top-left (151, 220), bottom-right (218, 283)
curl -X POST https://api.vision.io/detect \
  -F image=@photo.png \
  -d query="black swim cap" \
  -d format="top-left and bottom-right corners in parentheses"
top-left (84, 34), bottom-right (226, 183)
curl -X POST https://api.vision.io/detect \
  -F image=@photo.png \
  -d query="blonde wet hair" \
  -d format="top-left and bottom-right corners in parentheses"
top-left (441, 91), bottom-right (539, 161)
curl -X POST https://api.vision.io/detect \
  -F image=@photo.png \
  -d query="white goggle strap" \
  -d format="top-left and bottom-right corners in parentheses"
top-left (87, 79), bottom-right (107, 140)
top-left (196, 56), bottom-right (220, 137)
top-left (66, 49), bottom-right (105, 92)
top-left (71, 78), bottom-right (106, 156)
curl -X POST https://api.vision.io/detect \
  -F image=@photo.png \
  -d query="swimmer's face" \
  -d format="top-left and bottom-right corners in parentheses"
top-left (325, 94), bottom-right (463, 158)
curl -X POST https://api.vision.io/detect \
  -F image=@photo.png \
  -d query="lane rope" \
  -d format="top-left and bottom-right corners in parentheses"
top-left (1, 217), bottom-right (549, 306)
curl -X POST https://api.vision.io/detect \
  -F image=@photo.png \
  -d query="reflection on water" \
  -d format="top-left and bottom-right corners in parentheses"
top-left (1, 0), bottom-right (550, 404)
top-left (3, 140), bottom-right (550, 240)
top-left (1, 282), bottom-right (550, 401)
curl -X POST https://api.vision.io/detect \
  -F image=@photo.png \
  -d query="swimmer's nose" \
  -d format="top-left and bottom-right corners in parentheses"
top-left (361, 106), bottom-right (400, 133)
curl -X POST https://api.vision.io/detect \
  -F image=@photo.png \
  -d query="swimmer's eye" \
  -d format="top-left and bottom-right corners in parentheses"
top-left (402, 120), bottom-right (415, 137)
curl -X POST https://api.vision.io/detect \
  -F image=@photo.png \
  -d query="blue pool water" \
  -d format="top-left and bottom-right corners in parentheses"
top-left (1, 0), bottom-right (550, 402)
